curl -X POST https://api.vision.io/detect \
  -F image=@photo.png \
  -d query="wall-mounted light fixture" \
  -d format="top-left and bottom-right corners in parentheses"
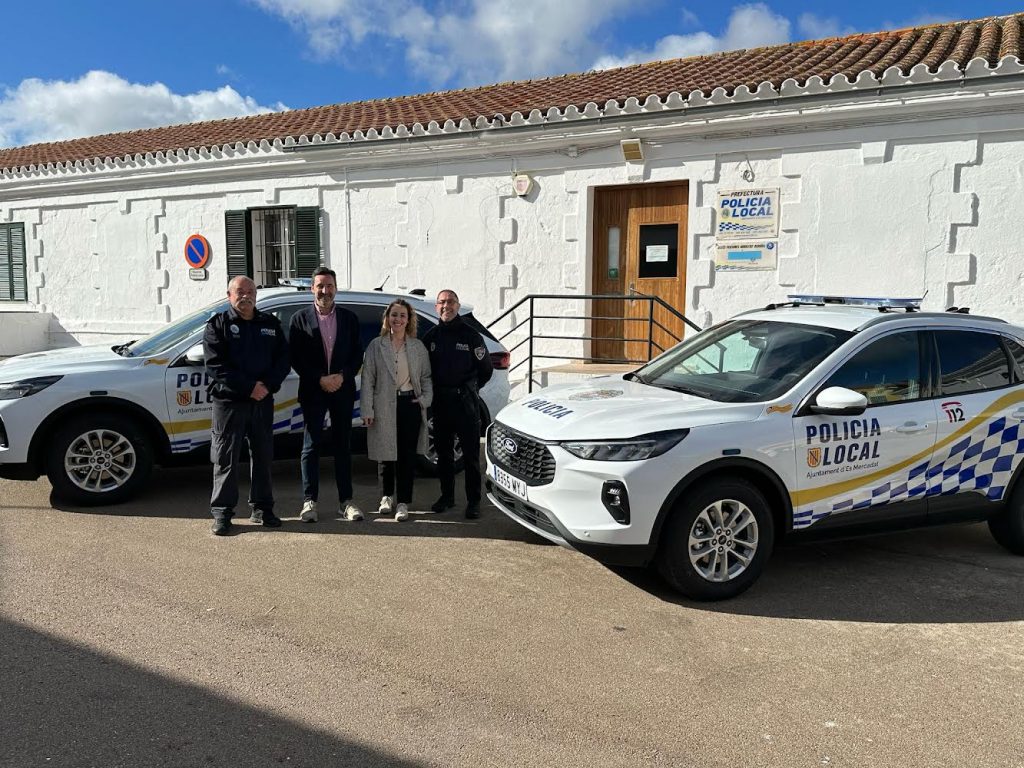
top-left (620, 139), bottom-right (644, 162)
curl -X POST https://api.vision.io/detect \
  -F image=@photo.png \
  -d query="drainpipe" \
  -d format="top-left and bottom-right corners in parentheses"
top-left (344, 167), bottom-right (354, 289)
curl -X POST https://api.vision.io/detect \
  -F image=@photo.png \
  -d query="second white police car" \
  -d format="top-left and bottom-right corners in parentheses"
top-left (486, 296), bottom-right (1024, 600)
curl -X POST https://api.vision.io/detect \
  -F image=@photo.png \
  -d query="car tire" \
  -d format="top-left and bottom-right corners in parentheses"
top-left (988, 482), bottom-right (1024, 555)
top-left (417, 415), bottom-right (465, 477)
top-left (46, 413), bottom-right (153, 506)
top-left (656, 478), bottom-right (775, 601)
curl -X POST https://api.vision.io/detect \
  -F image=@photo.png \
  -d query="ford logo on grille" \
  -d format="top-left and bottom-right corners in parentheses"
top-left (501, 437), bottom-right (518, 454)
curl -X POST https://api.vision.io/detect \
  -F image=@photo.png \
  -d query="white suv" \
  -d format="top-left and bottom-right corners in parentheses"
top-left (0, 288), bottom-right (510, 505)
top-left (486, 296), bottom-right (1024, 600)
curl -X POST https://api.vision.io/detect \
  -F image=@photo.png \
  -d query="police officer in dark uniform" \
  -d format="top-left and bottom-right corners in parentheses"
top-left (203, 275), bottom-right (291, 535)
top-left (423, 288), bottom-right (493, 518)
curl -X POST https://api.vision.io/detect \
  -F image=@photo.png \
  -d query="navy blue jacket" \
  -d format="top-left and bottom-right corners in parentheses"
top-left (288, 304), bottom-right (363, 403)
top-left (203, 306), bottom-right (290, 402)
top-left (422, 315), bottom-right (493, 392)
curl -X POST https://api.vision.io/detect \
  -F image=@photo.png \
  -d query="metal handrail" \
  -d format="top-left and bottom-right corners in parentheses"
top-left (487, 293), bottom-right (702, 394)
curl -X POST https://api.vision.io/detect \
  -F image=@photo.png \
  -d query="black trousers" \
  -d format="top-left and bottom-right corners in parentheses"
top-left (210, 398), bottom-right (275, 519)
top-left (433, 388), bottom-right (482, 504)
top-left (381, 394), bottom-right (422, 504)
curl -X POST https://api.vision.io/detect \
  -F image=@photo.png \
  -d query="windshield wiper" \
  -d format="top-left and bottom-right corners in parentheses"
top-left (659, 382), bottom-right (714, 399)
top-left (624, 370), bottom-right (648, 385)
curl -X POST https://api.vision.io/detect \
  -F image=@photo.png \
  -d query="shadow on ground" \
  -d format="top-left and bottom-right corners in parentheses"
top-left (0, 618), bottom-right (425, 768)
top-left (48, 455), bottom-right (548, 546)
top-left (609, 521), bottom-right (1024, 624)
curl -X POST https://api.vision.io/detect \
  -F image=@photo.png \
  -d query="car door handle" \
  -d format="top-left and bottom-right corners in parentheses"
top-left (896, 422), bottom-right (930, 434)
top-left (1010, 408), bottom-right (1024, 421)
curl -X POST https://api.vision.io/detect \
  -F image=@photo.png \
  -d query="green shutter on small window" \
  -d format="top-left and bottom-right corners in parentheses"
top-left (0, 223), bottom-right (26, 302)
top-left (294, 207), bottom-right (321, 279)
top-left (224, 210), bottom-right (252, 280)
top-left (9, 223), bottom-right (26, 301)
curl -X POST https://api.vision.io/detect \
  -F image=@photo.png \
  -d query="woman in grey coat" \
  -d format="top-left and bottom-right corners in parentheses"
top-left (361, 299), bottom-right (433, 521)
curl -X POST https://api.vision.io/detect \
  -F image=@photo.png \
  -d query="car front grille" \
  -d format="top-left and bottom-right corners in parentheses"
top-left (487, 480), bottom-right (560, 536)
top-left (488, 422), bottom-right (555, 486)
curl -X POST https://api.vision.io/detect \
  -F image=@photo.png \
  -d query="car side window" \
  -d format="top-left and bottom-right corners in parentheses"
top-left (1004, 338), bottom-right (1024, 383)
top-left (823, 331), bottom-right (921, 405)
top-left (935, 330), bottom-right (1012, 395)
top-left (342, 303), bottom-right (388, 351)
top-left (268, 303), bottom-right (304, 333)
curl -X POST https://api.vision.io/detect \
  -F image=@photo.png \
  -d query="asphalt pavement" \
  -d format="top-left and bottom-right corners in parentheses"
top-left (1, 454), bottom-right (1023, 767)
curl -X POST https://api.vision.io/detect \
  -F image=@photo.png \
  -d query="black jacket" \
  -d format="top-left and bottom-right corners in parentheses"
top-left (422, 315), bottom-right (493, 392)
top-left (288, 304), bottom-right (363, 402)
top-left (203, 306), bottom-right (290, 402)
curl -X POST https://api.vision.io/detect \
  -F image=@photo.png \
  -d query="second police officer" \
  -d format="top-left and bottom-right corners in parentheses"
top-left (422, 288), bottom-right (493, 518)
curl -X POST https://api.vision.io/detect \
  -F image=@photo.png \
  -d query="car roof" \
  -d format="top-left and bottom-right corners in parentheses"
top-left (257, 287), bottom-right (446, 313)
top-left (737, 304), bottom-right (1015, 333)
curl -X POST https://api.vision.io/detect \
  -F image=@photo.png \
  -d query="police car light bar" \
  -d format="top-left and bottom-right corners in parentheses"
top-left (787, 294), bottom-right (923, 310)
top-left (279, 277), bottom-right (312, 289)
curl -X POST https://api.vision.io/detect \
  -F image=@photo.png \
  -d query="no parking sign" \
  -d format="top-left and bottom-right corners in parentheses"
top-left (184, 234), bottom-right (210, 280)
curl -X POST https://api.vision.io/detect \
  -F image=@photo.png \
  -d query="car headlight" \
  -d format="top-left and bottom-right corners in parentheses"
top-left (561, 428), bottom-right (689, 461)
top-left (0, 375), bottom-right (63, 400)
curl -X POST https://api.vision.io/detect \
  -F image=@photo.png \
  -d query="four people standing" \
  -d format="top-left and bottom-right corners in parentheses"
top-left (204, 276), bottom-right (291, 535)
top-left (205, 275), bottom-right (493, 531)
top-left (422, 289), bottom-right (493, 519)
top-left (361, 300), bottom-right (433, 522)
top-left (288, 267), bottom-right (364, 523)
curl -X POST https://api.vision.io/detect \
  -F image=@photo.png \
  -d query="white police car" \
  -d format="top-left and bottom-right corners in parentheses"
top-left (0, 288), bottom-right (510, 505)
top-left (486, 296), bottom-right (1024, 600)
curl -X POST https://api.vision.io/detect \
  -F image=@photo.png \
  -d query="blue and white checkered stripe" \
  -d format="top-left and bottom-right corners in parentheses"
top-left (793, 416), bottom-right (1023, 529)
top-left (717, 221), bottom-right (762, 233)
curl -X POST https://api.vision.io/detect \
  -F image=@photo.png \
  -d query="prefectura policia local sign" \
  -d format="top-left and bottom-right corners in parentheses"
top-left (716, 188), bottom-right (780, 241)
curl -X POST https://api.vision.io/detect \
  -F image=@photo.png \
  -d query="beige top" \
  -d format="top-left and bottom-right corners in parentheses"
top-left (394, 341), bottom-right (412, 391)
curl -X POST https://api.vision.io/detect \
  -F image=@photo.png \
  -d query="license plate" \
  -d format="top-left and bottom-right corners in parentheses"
top-left (492, 465), bottom-right (528, 500)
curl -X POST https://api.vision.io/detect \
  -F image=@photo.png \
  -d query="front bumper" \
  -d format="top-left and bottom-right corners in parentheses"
top-left (485, 478), bottom-right (655, 567)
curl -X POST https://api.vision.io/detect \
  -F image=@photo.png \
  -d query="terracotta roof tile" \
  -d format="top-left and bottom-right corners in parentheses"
top-left (1, 13), bottom-right (1022, 173)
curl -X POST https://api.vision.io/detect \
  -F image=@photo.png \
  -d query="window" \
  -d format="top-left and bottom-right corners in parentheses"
top-left (1003, 338), bottom-right (1024, 383)
top-left (824, 331), bottom-right (921, 405)
top-left (0, 223), bottom-right (27, 302)
top-left (224, 207), bottom-right (321, 286)
top-left (935, 330), bottom-right (1011, 395)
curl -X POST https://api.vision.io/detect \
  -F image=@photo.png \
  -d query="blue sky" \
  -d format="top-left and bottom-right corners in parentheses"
top-left (0, 0), bottom-right (1019, 147)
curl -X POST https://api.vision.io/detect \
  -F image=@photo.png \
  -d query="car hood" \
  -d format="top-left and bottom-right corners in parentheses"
top-left (494, 377), bottom-right (763, 441)
top-left (0, 344), bottom-right (140, 380)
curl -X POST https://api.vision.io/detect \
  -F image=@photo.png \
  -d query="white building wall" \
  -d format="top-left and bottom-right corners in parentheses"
top-left (1, 104), bottom-right (1023, 388)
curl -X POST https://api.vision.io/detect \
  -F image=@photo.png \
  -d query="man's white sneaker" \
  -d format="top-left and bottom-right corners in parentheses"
top-left (299, 499), bottom-right (318, 523)
top-left (395, 503), bottom-right (409, 522)
top-left (378, 496), bottom-right (395, 516)
top-left (340, 502), bottom-right (364, 521)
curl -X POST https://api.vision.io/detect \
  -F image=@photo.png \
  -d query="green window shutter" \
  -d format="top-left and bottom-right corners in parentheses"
top-left (294, 207), bottom-right (321, 279)
top-left (224, 210), bottom-right (252, 280)
top-left (0, 223), bottom-right (27, 302)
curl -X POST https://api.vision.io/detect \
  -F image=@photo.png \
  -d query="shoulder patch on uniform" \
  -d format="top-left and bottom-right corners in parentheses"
top-left (474, 346), bottom-right (486, 360)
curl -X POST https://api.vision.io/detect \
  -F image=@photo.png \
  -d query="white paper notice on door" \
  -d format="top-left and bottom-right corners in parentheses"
top-left (645, 244), bottom-right (669, 263)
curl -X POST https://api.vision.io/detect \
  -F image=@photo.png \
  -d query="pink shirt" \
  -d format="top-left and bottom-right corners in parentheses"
top-left (315, 306), bottom-right (337, 369)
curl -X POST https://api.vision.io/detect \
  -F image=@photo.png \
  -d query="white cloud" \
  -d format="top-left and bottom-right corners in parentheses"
top-left (797, 13), bottom-right (856, 40)
top-left (594, 3), bottom-right (790, 70)
top-left (0, 70), bottom-right (286, 148)
top-left (252, 0), bottom-right (641, 85)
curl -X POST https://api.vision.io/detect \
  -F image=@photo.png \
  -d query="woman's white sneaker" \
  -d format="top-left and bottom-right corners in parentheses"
top-left (395, 503), bottom-right (409, 522)
top-left (378, 495), bottom-right (394, 516)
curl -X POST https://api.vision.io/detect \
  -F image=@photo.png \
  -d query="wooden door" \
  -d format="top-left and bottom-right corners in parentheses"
top-left (592, 183), bottom-right (688, 364)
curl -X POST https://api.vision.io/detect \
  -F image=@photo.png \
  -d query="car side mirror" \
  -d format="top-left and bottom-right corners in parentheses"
top-left (811, 386), bottom-right (868, 416)
top-left (184, 344), bottom-right (205, 366)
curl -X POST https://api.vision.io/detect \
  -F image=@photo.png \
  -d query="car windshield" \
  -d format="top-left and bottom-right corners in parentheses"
top-left (636, 319), bottom-right (854, 403)
top-left (125, 299), bottom-right (229, 357)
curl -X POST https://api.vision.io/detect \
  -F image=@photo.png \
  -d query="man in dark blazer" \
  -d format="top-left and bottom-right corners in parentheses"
top-left (288, 267), bottom-right (364, 522)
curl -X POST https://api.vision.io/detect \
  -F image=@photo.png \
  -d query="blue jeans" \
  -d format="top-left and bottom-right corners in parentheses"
top-left (300, 393), bottom-right (355, 503)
